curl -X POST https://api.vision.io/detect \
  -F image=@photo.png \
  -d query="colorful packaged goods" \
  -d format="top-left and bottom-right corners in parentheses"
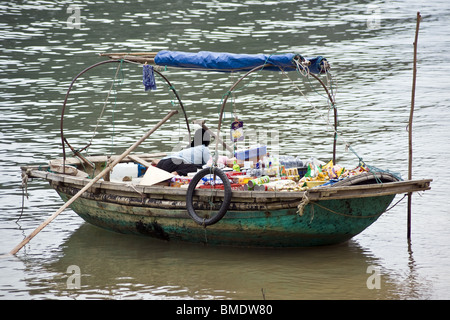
top-left (263, 179), bottom-right (298, 191)
top-left (296, 161), bottom-right (370, 190)
top-left (237, 176), bottom-right (254, 184)
top-left (201, 174), bottom-right (226, 185)
top-left (206, 155), bottom-right (229, 168)
top-left (199, 183), bottom-right (245, 191)
top-left (169, 154), bottom-right (370, 193)
top-left (230, 119), bottom-right (244, 142)
top-left (233, 160), bottom-right (241, 172)
top-left (170, 176), bottom-right (192, 188)
top-left (285, 168), bottom-right (300, 181)
top-left (247, 176), bottom-right (270, 189)
top-left (225, 171), bottom-right (244, 179)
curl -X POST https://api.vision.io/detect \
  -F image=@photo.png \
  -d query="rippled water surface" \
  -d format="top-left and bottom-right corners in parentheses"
top-left (1, 0), bottom-right (449, 300)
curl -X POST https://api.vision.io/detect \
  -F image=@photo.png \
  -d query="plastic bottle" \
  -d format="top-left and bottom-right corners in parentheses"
top-left (260, 159), bottom-right (266, 176)
top-left (254, 161), bottom-right (261, 177)
top-left (233, 160), bottom-right (240, 172)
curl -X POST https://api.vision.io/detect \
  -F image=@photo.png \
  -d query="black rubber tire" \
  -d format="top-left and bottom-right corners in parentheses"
top-left (186, 167), bottom-right (232, 226)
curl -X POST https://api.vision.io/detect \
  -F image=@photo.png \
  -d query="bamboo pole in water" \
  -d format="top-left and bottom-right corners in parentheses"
top-left (8, 110), bottom-right (178, 256)
top-left (408, 12), bottom-right (421, 240)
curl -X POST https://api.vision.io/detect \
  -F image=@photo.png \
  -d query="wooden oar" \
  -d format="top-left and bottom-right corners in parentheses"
top-left (9, 110), bottom-right (178, 256)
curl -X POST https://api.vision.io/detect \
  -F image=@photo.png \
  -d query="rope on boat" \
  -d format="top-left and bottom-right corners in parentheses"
top-left (203, 220), bottom-right (208, 244)
top-left (17, 170), bottom-right (30, 222)
top-left (110, 59), bottom-right (125, 156)
top-left (384, 194), bottom-right (407, 212)
top-left (297, 191), bottom-right (407, 219)
top-left (297, 192), bottom-right (310, 216)
top-left (88, 61), bottom-right (124, 152)
top-left (126, 182), bottom-right (145, 198)
top-left (310, 202), bottom-right (384, 219)
top-left (280, 66), bottom-right (338, 144)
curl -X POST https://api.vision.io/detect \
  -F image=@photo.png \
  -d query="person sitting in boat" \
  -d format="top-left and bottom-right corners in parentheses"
top-left (153, 128), bottom-right (211, 176)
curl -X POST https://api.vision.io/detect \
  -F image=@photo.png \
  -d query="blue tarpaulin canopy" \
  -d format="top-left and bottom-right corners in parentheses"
top-left (154, 50), bottom-right (327, 74)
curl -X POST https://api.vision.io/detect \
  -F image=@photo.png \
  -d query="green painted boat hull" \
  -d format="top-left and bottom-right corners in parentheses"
top-left (58, 191), bottom-right (395, 247)
top-left (22, 161), bottom-right (430, 247)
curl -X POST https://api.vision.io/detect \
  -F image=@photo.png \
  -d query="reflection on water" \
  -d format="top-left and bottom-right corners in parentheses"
top-left (1, 0), bottom-right (449, 299)
top-left (8, 223), bottom-right (431, 300)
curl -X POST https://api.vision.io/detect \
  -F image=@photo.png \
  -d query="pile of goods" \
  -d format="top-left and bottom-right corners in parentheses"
top-left (169, 145), bottom-right (370, 192)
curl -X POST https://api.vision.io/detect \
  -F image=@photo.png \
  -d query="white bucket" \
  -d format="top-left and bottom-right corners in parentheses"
top-left (110, 163), bottom-right (139, 182)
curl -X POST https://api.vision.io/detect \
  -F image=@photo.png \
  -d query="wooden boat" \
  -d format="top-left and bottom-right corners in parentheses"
top-left (20, 51), bottom-right (432, 247)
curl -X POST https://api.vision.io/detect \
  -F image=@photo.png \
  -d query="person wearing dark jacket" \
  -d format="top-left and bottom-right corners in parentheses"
top-left (154, 128), bottom-right (211, 176)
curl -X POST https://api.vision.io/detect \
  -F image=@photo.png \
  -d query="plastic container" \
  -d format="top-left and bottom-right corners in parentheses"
top-left (110, 163), bottom-right (139, 181)
top-left (234, 145), bottom-right (267, 162)
top-left (138, 163), bottom-right (147, 177)
top-left (297, 166), bottom-right (308, 178)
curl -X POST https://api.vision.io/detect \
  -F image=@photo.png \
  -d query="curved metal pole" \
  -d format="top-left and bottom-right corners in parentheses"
top-left (60, 59), bottom-right (191, 166)
top-left (309, 73), bottom-right (337, 164)
top-left (215, 65), bottom-right (336, 162)
top-left (152, 67), bottom-right (191, 142)
top-left (215, 65), bottom-right (268, 161)
top-left (60, 60), bottom-right (114, 166)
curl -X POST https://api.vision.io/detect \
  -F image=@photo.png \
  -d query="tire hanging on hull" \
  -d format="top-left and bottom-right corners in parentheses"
top-left (186, 167), bottom-right (232, 226)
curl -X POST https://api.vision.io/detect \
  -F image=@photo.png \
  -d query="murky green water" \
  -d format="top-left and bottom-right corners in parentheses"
top-left (1, 0), bottom-right (449, 300)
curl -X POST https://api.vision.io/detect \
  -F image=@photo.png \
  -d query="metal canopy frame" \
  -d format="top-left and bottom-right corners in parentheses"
top-left (214, 64), bottom-right (337, 164)
top-left (60, 58), bottom-right (335, 169)
top-left (60, 59), bottom-right (191, 167)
